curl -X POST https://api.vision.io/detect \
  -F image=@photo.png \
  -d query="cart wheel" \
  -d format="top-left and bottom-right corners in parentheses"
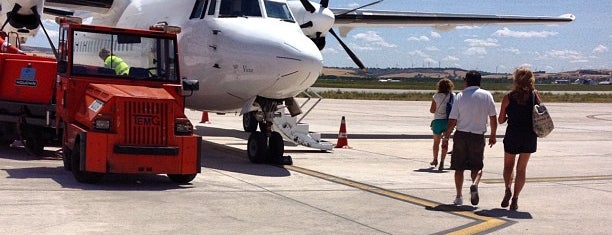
top-left (24, 136), bottom-right (45, 156)
top-left (167, 174), bottom-right (197, 184)
top-left (71, 142), bottom-right (103, 184)
top-left (62, 145), bottom-right (72, 171)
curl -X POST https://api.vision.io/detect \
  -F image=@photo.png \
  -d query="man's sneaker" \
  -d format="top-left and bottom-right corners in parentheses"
top-left (470, 185), bottom-right (479, 205)
top-left (453, 197), bottom-right (463, 206)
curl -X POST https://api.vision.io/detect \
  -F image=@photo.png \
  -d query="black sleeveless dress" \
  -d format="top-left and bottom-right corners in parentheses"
top-left (503, 92), bottom-right (537, 154)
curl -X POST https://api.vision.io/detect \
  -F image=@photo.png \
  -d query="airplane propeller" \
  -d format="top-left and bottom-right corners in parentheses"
top-left (298, 0), bottom-right (384, 70)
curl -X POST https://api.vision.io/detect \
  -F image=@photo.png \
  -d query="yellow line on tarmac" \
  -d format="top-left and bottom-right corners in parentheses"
top-left (481, 175), bottom-right (612, 184)
top-left (202, 141), bottom-right (510, 234)
top-left (285, 165), bottom-right (508, 235)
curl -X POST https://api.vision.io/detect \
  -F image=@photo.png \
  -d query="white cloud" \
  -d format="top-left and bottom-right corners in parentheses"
top-left (322, 47), bottom-right (339, 54)
top-left (425, 46), bottom-right (440, 51)
top-left (500, 47), bottom-right (520, 55)
top-left (465, 38), bottom-right (498, 47)
top-left (430, 32), bottom-right (441, 39)
top-left (465, 47), bottom-right (487, 56)
top-left (493, 27), bottom-right (558, 38)
top-left (456, 26), bottom-right (481, 30)
top-left (408, 50), bottom-right (430, 58)
top-left (424, 57), bottom-right (438, 65)
top-left (347, 43), bottom-right (375, 51)
top-left (407, 36), bottom-right (430, 42)
top-left (353, 31), bottom-right (397, 48)
top-left (546, 50), bottom-right (584, 60)
top-left (442, 56), bottom-right (460, 61)
top-left (593, 44), bottom-right (608, 53)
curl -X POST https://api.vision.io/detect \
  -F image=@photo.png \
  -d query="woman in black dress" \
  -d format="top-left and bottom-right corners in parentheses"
top-left (498, 67), bottom-right (541, 211)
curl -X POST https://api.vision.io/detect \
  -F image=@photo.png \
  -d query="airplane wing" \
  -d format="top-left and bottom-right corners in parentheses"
top-left (44, 0), bottom-right (114, 14)
top-left (330, 8), bottom-right (575, 35)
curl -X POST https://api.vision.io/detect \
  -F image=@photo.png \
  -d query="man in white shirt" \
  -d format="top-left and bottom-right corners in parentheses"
top-left (442, 70), bottom-right (497, 206)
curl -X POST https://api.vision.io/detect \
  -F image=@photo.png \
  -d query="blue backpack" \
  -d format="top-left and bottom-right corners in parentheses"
top-left (445, 93), bottom-right (455, 119)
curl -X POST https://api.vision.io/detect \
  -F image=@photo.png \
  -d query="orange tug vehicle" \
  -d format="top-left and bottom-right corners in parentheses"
top-left (0, 17), bottom-right (201, 184)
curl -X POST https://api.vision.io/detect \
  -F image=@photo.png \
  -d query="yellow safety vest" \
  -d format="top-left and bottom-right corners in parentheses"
top-left (104, 55), bottom-right (130, 75)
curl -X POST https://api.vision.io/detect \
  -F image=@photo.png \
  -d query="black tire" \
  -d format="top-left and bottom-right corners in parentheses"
top-left (71, 142), bottom-right (103, 184)
top-left (247, 132), bottom-right (268, 164)
top-left (24, 135), bottom-right (45, 156)
top-left (62, 145), bottom-right (72, 171)
top-left (167, 174), bottom-right (197, 184)
top-left (243, 112), bottom-right (258, 132)
top-left (268, 131), bottom-right (284, 164)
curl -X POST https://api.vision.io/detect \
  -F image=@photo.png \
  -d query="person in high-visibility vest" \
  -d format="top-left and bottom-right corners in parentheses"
top-left (99, 48), bottom-right (130, 75)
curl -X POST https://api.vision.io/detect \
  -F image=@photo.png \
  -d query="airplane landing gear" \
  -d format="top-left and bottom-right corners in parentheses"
top-left (244, 97), bottom-right (292, 165)
top-left (246, 126), bottom-right (288, 165)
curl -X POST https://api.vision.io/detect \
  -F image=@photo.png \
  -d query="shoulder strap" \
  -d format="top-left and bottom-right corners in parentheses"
top-left (435, 93), bottom-right (449, 113)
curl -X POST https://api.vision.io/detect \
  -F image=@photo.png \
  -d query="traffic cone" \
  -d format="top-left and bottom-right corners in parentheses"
top-left (200, 111), bottom-right (210, 123)
top-left (335, 116), bottom-right (350, 148)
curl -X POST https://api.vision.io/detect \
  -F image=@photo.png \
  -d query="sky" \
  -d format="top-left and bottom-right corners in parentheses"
top-left (320, 0), bottom-right (611, 73)
top-left (26, 0), bottom-right (611, 73)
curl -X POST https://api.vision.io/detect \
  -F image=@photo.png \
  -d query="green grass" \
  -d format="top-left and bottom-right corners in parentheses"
top-left (311, 79), bottom-right (612, 102)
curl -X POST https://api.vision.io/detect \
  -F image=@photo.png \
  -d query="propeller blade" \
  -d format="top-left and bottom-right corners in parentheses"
top-left (336, 0), bottom-right (384, 16)
top-left (328, 28), bottom-right (365, 70)
top-left (300, 0), bottom-right (316, 13)
top-left (320, 0), bottom-right (329, 8)
top-left (300, 21), bottom-right (313, 28)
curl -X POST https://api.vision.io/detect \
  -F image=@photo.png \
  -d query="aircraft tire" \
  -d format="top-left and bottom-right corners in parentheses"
top-left (247, 132), bottom-right (268, 164)
top-left (243, 112), bottom-right (258, 132)
top-left (268, 131), bottom-right (284, 164)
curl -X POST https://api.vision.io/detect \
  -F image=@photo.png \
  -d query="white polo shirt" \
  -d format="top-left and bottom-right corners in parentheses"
top-left (448, 86), bottom-right (497, 134)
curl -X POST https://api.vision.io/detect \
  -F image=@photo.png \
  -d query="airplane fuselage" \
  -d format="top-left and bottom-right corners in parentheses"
top-left (103, 0), bottom-right (323, 112)
top-left (2, 0), bottom-right (324, 112)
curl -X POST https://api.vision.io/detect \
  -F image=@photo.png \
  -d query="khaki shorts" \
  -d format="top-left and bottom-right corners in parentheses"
top-left (450, 131), bottom-right (485, 171)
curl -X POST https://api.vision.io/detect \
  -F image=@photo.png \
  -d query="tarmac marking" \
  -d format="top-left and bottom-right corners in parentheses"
top-left (204, 141), bottom-right (511, 234)
top-left (285, 164), bottom-right (510, 235)
top-left (481, 175), bottom-right (612, 184)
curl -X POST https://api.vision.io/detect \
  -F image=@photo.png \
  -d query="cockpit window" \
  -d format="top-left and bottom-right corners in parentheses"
top-left (219, 0), bottom-right (262, 17)
top-left (264, 0), bottom-right (294, 22)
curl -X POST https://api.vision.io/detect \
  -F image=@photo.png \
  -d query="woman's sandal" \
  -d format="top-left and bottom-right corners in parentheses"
top-left (501, 188), bottom-right (512, 208)
top-left (509, 198), bottom-right (518, 211)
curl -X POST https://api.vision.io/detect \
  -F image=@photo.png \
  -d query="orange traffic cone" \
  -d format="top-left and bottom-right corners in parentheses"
top-left (200, 111), bottom-right (210, 123)
top-left (335, 116), bottom-right (351, 148)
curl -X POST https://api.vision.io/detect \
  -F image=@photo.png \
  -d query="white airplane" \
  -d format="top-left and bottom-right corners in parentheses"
top-left (1, 0), bottom-right (574, 164)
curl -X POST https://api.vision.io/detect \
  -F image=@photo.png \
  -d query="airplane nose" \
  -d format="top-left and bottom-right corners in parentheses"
top-left (259, 38), bottom-right (323, 98)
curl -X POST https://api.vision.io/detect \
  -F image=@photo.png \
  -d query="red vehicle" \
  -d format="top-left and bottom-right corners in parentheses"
top-left (55, 20), bottom-right (201, 183)
top-left (0, 33), bottom-right (58, 155)
top-left (0, 18), bottom-right (201, 184)
top-left (55, 19), bottom-right (201, 183)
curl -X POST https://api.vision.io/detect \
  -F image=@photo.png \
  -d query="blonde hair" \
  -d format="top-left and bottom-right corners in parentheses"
top-left (512, 67), bottom-right (535, 93)
top-left (437, 78), bottom-right (454, 94)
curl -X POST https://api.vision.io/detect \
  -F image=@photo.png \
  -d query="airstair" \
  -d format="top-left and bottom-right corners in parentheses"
top-left (272, 89), bottom-right (334, 151)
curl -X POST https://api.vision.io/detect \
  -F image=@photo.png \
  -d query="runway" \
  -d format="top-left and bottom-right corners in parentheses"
top-left (0, 99), bottom-right (610, 234)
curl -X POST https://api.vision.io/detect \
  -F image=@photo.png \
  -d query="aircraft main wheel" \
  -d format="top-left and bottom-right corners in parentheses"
top-left (71, 142), bottom-right (103, 184)
top-left (167, 174), bottom-right (197, 184)
top-left (62, 145), bottom-right (72, 171)
top-left (243, 112), bottom-right (257, 132)
top-left (268, 131), bottom-right (284, 164)
top-left (247, 132), bottom-right (268, 164)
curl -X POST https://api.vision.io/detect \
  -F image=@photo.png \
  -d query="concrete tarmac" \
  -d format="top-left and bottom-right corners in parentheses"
top-left (0, 99), bottom-right (610, 234)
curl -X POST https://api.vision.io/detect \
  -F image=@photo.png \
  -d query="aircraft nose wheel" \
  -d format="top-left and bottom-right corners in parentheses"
top-left (247, 131), bottom-right (290, 165)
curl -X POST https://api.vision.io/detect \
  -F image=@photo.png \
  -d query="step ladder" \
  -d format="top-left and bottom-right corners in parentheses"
top-left (272, 89), bottom-right (333, 151)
